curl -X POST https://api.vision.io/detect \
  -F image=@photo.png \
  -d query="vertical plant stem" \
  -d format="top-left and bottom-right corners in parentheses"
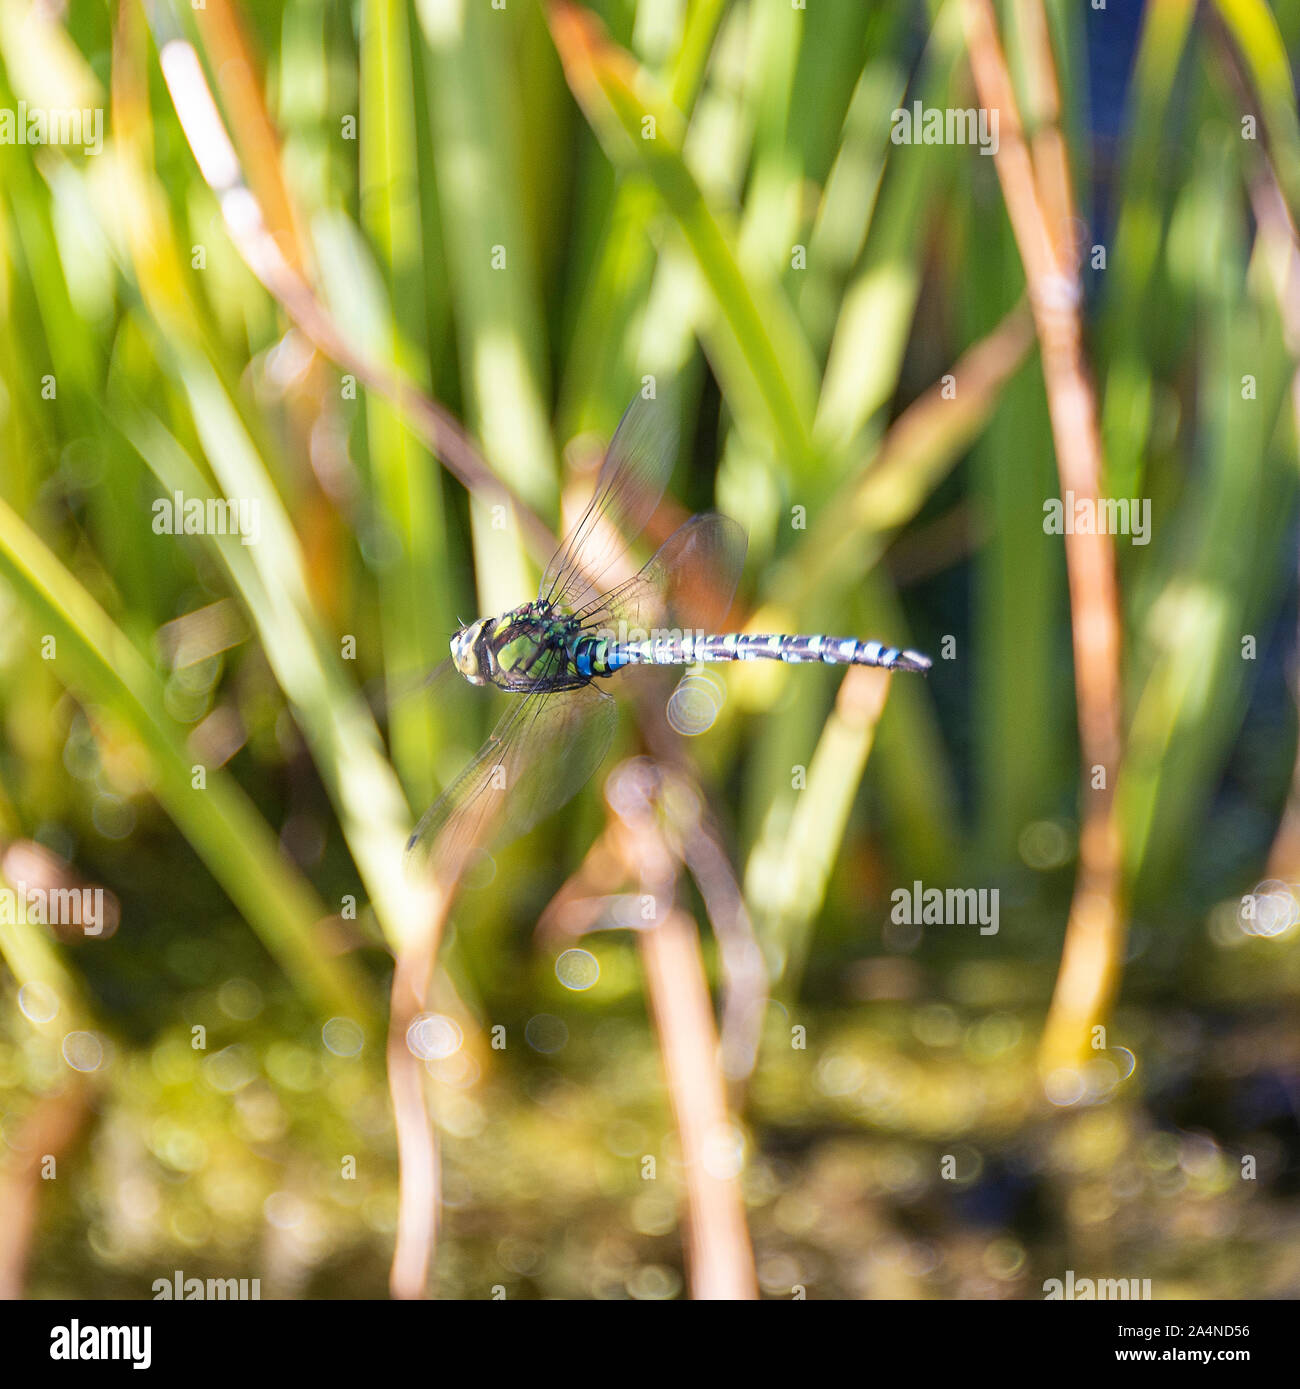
top-left (640, 907), bottom-right (757, 1299)
top-left (386, 911), bottom-right (446, 1298)
top-left (963, 0), bottom-right (1125, 1073)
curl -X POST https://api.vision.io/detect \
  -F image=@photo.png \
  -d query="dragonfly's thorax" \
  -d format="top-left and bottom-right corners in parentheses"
top-left (450, 601), bottom-right (582, 692)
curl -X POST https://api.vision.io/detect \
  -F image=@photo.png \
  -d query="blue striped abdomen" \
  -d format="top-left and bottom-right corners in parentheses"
top-left (576, 632), bottom-right (931, 675)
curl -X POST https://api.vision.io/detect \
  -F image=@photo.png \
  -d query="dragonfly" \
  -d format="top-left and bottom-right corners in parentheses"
top-left (406, 390), bottom-right (931, 883)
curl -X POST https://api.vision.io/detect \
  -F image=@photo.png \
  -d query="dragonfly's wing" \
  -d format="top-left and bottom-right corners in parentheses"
top-left (406, 683), bottom-right (618, 885)
top-left (366, 656), bottom-right (455, 723)
top-left (574, 512), bottom-right (747, 636)
top-left (539, 391), bottom-right (680, 614)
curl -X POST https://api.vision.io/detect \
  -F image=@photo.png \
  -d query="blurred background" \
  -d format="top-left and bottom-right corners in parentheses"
top-left (1, 0), bottom-right (1298, 1299)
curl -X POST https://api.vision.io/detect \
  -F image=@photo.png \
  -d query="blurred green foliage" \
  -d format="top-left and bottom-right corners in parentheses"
top-left (0, 0), bottom-right (1298, 1298)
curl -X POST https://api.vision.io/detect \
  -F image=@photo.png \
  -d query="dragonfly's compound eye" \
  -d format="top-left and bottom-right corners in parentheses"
top-left (450, 619), bottom-right (491, 686)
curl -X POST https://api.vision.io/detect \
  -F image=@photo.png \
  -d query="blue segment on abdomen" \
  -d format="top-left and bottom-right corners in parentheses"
top-left (572, 636), bottom-right (623, 677)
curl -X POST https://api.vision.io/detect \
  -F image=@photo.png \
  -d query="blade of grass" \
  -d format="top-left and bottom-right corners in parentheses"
top-left (547, 0), bottom-right (820, 474)
top-left (415, 0), bottom-right (557, 615)
top-left (0, 493), bottom-right (370, 1018)
top-left (145, 13), bottom-right (559, 570)
top-left (111, 381), bottom-right (435, 960)
top-left (1118, 133), bottom-right (1293, 892)
top-left (814, 0), bottom-right (967, 460)
top-left (1211, 0), bottom-right (1300, 219)
top-left (358, 0), bottom-right (447, 806)
top-left (1096, 0), bottom-right (1197, 502)
top-left (746, 667), bottom-right (894, 994)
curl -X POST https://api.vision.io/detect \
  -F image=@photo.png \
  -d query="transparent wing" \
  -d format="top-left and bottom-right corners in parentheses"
top-left (574, 512), bottom-right (747, 636)
top-left (366, 656), bottom-right (454, 724)
top-left (540, 390), bottom-right (680, 614)
top-left (406, 683), bottom-right (618, 886)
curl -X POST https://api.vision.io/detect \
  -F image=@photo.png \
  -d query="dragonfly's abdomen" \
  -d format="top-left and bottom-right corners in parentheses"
top-left (590, 633), bottom-right (931, 674)
top-left (571, 635), bottom-right (616, 679)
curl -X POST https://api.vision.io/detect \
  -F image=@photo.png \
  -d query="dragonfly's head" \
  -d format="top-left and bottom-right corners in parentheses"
top-left (450, 617), bottom-right (494, 686)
